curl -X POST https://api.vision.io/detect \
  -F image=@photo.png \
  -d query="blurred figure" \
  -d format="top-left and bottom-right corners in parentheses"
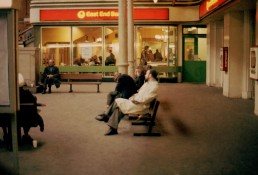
top-left (73, 56), bottom-right (85, 66)
top-left (154, 49), bottom-right (163, 61)
top-left (148, 50), bottom-right (154, 62)
top-left (89, 55), bottom-right (98, 66)
top-left (140, 46), bottom-right (149, 65)
top-left (105, 49), bottom-right (116, 65)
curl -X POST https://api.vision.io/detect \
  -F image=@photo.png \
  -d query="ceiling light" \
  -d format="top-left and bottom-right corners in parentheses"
top-left (153, 0), bottom-right (158, 3)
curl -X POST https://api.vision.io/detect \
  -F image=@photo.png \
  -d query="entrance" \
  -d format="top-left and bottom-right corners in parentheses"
top-left (182, 26), bottom-right (207, 82)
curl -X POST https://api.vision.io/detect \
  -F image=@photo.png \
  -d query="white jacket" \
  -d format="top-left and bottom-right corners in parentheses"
top-left (115, 79), bottom-right (158, 114)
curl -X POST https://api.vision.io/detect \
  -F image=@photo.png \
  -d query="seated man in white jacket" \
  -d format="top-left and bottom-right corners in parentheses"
top-left (105, 69), bottom-right (159, 136)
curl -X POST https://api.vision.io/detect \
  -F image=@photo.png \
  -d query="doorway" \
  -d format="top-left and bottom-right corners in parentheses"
top-left (182, 26), bottom-right (207, 82)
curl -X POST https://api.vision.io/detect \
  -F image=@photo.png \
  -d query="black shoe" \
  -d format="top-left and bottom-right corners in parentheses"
top-left (42, 91), bottom-right (46, 94)
top-left (48, 89), bottom-right (51, 93)
top-left (22, 135), bottom-right (33, 144)
top-left (105, 127), bottom-right (118, 136)
top-left (40, 125), bottom-right (44, 132)
top-left (95, 114), bottom-right (109, 122)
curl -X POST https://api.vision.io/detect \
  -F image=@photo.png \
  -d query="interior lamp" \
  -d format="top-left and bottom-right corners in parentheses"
top-left (153, 0), bottom-right (158, 3)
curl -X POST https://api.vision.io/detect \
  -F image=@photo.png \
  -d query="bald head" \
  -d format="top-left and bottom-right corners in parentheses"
top-left (48, 59), bottom-right (54, 66)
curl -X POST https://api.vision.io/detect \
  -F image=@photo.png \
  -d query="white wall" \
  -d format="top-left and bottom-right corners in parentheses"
top-left (223, 12), bottom-right (244, 98)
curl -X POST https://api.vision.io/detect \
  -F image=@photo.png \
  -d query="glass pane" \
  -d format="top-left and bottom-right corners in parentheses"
top-left (184, 38), bottom-right (195, 61)
top-left (72, 26), bottom-right (103, 66)
top-left (104, 26), bottom-right (118, 66)
top-left (183, 26), bottom-right (207, 34)
top-left (168, 26), bottom-right (177, 67)
top-left (136, 26), bottom-right (168, 66)
top-left (183, 27), bottom-right (197, 34)
top-left (41, 27), bottom-right (71, 66)
top-left (198, 28), bottom-right (207, 34)
top-left (198, 38), bottom-right (207, 60)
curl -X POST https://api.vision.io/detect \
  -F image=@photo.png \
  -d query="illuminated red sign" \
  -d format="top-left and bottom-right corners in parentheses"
top-left (40, 8), bottom-right (169, 21)
top-left (200, 0), bottom-right (231, 18)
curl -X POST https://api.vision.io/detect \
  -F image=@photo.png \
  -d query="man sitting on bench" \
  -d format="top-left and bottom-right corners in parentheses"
top-left (42, 59), bottom-right (61, 94)
top-left (95, 72), bottom-right (138, 122)
top-left (102, 69), bottom-right (159, 136)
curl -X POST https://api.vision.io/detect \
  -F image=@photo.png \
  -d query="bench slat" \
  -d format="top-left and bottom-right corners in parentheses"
top-left (60, 73), bottom-right (102, 80)
top-left (62, 82), bottom-right (101, 85)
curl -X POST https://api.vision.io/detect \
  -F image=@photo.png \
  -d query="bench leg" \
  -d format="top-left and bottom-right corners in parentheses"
top-left (133, 132), bottom-right (161, 136)
top-left (97, 84), bottom-right (100, 93)
top-left (69, 84), bottom-right (73, 93)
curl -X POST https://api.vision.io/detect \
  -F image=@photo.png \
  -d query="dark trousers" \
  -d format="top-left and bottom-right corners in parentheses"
top-left (43, 77), bottom-right (54, 90)
top-left (106, 102), bottom-right (124, 129)
top-left (106, 92), bottom-right (121, 106)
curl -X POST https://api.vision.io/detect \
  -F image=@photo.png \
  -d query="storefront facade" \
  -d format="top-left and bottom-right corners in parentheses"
top-left (30, 0), bottom-right (200, 80)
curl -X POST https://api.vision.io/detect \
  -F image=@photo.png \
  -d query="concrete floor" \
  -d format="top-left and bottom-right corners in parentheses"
top-left (1, 83), bottom-right (258, 175)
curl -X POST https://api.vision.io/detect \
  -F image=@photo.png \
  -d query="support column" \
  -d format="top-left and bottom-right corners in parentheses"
top-left (254, 0), bottom-right (258, 115)
top-left (223, 11), bottom-right (244, 98)
top-left (206, 23), bottom-right (213, 86)
top-left (118, 0), bottom-right (128, 74)
top-left (207, 21), bottom-right (224, 87)
top-left (242, 10), bottom-right (254, 99)
top-left (127, 0), bottom-right (134, 77)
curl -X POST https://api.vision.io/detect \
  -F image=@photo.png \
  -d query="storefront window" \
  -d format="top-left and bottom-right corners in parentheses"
top-left (168, 26), bottom-right (177, 67)
top-left (41, 27), bottom-right (71, 66)
top-left (136, 26), bottom-right (177, 77)
top-left (183, 26), bottom-right (207, 35)
top-left (72, 26), bottom-right (103, 66)
top-left (104, 26), bottom-right (118, 66)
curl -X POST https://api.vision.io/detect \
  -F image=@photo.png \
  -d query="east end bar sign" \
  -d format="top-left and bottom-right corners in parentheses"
top-left (40, 8), bottom-right (169, 21)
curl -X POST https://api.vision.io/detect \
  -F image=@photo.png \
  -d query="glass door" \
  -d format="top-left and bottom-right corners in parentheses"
top-left (182, 26), bottom-right (207, 82)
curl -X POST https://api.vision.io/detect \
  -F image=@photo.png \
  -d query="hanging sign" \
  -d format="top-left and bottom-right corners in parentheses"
top-left (199, 0), bottom-right (232, 18)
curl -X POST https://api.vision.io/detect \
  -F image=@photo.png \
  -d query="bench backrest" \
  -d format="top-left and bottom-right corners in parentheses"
top-left (60, 73), bottom-right (102, 81)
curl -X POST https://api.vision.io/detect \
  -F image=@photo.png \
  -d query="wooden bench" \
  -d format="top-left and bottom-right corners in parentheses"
top-left (60, 73), bottom-right (102, 93)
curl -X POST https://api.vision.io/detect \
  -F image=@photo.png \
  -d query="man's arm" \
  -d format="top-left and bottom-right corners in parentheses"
top-left (133, 83), bottom-right (158, 105)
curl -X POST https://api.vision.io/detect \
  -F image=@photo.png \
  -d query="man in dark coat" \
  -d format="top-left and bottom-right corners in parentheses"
top-left (96, 72), bottom-right (137, 122)
top-left (134, 65), bottom-right (145, 90)
top-left (105, 50), bottom-right (116, 66)
top-left (42, 59), bottom-right (60, 94)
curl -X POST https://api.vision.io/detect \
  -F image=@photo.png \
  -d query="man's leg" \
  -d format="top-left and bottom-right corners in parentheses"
top-left (42, 77), bottom-right (48, 94)
top-left (95, 101), bottom-right (118, 122)
top-left (48, 79), bottom-right (54, 93)
top-left (106, 91), bottom-right (115, 108)
top-left (22, 127), bottom-right (33, 144)
top-left (105, 107), bottom-right (124, 135)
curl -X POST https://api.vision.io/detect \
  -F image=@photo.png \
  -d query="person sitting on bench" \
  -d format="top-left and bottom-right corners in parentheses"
top-left (102, 69), bottom-right (159, 136)
top-left (42, 59), bottom-right (61, 94)
top-left (134, 65), bottom-right (145, 91)
top-left (19, 73), bottom-right (45, 142)
top-left (95, 72), bottom-right (138, 122)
